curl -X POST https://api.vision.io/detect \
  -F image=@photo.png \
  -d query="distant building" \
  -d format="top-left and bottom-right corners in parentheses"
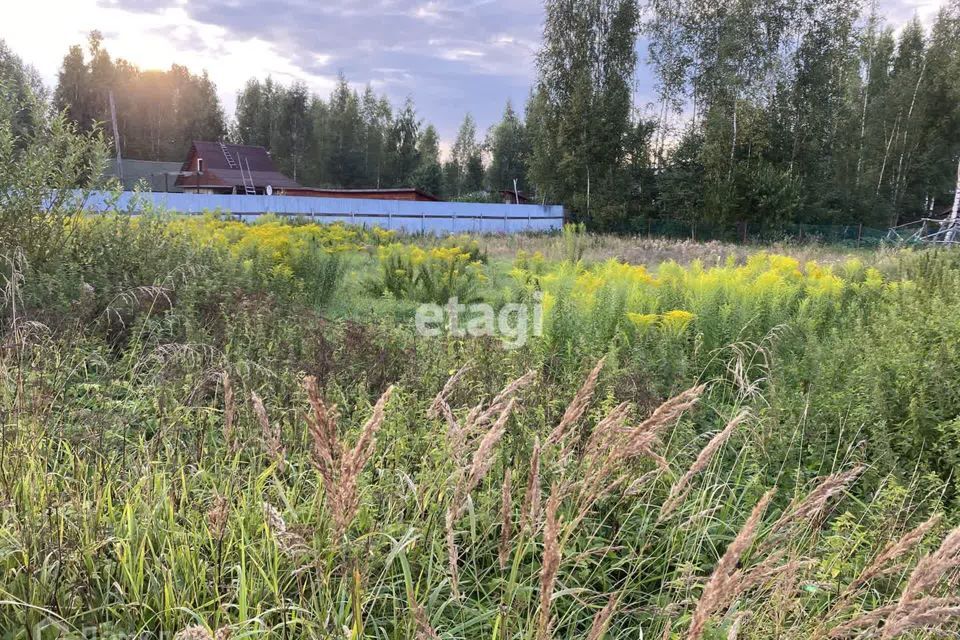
top-left (281, 187), bottom-right (439, 202)
top-left (175, 141), bottom-right (300, 195)
top-left (103, 159), bottom-right (186, 192)
top-left (498, 189), bottom-right (532, 205)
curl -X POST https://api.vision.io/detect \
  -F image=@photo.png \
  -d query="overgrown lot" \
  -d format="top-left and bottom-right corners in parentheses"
top-left (3, 94), bottom-right (960, 640)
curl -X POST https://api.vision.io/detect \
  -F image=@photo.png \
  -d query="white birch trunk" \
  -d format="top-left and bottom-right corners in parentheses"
top-left (946, 156), bottom-right (960, 243)
top-left (877, 115), bottom-right (900, 196)
top-left (892, 61), bottom-right (926, 217)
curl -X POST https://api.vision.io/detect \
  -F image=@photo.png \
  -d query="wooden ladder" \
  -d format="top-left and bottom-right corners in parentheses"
top-left (239, 157), bottom-right (256, 195)
top-left (219, 141), bottom-right (239, 169)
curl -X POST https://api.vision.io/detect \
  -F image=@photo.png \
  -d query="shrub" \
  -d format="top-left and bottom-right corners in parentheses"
top-left (375, 242), bottom-right (486, 304)
top-left (0, 82), bottom-right (106, 268)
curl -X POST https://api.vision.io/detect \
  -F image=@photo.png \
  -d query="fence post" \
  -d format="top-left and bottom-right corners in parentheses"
top-left (691, 221), bottom-right (696, 242)
top-left (857, 223), bottom-right (863, 248)
top-left (743, 221), bottom-right (748, 244)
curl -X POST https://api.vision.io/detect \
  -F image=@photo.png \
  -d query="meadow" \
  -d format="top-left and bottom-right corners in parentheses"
top-left (3, 110), bottom-right (960, 640)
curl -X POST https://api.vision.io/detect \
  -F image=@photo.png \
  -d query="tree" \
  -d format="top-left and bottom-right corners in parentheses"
top-left (411, 124), bottom-right (442, 196)
top-left (449, 113), bottom-right (483, 196)
top-left (486, 101), bottom-right (528, 192)
top-left (530, 0), bottom-right (641, 229)
top-left (325, 75), bottom-right (364, 186)
top-left (386, 97), bottom-right (420, 187)
top-left (417, 124), bottom-right (441, 167)
top-left (54, 33), bottom-right (226, 162)
top-left (360, 86), bottom-right (391, 187)
top-left (0, 40), bottom-right (44, 139)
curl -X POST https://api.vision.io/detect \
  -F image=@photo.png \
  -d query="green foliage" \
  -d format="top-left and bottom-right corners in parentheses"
top-left (0, 86), bottom-right (106, 268)
top-left (486, 100), bottom-right (529, 192)
top-left (7, 25), bottom-right (960, 636)
top-left (562, 222), bottom-right (587, 263)
top-left (374, 242), bottom-right (486, 304)
top-left (54, 31), bottom-right (225, 162)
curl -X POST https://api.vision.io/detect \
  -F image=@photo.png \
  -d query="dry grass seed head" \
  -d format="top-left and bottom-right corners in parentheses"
top-left (846, 513), bottom-right (943, 596)
top-left (546, 357), bottom-right (606, 450)
top-left (250, 390), bottom-right (285, 472)
top-left (330, 385), bottom-right (395, 540)
top-left (427, 363), bottom-right (472, 420)
top-left (207, 493), bottom-right (229, 539)
top-left (686, 488), bottom-right (776, 640)
top-left (446, 507), bottom-right (461, 599)
top-left (765, 466), bottom-right (865, 547)
top-left (499, 467), bottom-right (513, 571)
top-left (586, 593), bottom-right (618, 640)
top-left (262, 502), bottom-right (308, 557)
top-left (304, 375), bottom-right (340, 486)
top-left (412, 598), bottom-right (439, 639)
top-left (661, 409), bottom-right (749, 520)
top-left (537, 483), bottom-right (562, 640)
top-left (521, 437), bottom-right (542, 533)
top-left (173, 626), bottom-right (213, 640)
top-left (464, 399), bottom-right (514, 494)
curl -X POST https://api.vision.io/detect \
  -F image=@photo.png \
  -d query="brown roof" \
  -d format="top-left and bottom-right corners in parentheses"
top-left (282, 187), bottom-right (439, 201)
top-left (175, 141), bottom-right (299, 189)
top-left (499, 189), bottom-right (532, 204)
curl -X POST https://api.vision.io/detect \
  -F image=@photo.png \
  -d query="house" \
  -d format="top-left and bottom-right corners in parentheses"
top-left (175, 141), bottom-right (300, 195)
top-left (103, 159), bottom-right (186, 192)
top-left (498, 189), bottom-right (532, 205)
top-left (280, 187), bottom-right (439, 202)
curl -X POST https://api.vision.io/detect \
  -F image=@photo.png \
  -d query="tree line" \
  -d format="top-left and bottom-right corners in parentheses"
top-left (52, 32), bottom-right (226, 163)
top-left (230, 76), bottom-right (530, 201)
top-left (3, 0), bottom-right (960, 231)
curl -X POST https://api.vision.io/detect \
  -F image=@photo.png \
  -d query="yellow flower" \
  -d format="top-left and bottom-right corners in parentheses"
top-left (661, 310), bottom-right (695, 334)
top-left (626, 312), bottom-right (659, 330)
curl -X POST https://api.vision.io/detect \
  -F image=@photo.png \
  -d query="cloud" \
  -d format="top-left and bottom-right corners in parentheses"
top-left (84, 0), bottom-right (545, 140)
top-left (3, 0), bottom-right (943, 147)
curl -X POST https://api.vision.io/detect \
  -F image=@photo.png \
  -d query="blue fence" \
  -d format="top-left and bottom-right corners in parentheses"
top-left (80, 191), bottom-right (565, 235)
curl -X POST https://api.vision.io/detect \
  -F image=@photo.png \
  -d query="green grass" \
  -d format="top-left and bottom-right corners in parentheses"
top-left (2, 215), bottom-right (960, 639)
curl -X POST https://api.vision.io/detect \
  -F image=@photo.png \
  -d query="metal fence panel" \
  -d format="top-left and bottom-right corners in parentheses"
top-left (78, 191), bottom-right (565, 235)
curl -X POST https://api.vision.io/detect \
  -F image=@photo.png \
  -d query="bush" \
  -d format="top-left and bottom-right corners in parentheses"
top-left (375, 242), bottom-right (486, 303)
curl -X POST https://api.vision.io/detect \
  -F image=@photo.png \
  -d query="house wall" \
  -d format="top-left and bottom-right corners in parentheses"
top-left (78, 191), bottom-right (565, 235)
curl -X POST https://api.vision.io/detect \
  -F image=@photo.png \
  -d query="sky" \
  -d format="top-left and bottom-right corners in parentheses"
top-left (1, 0), bottom-right (948, 152)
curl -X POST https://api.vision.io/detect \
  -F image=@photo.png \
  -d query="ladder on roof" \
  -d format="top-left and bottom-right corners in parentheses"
top-left (239, 157), bottom-right (256, 195)
top-left (220, 141), bottom-right (239, 169)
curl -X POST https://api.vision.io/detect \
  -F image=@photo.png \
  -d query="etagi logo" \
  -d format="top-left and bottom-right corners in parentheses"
top-left (32, 617), bottom-right (139, 639)
top-left (415, 293), bottom-right (544, 349)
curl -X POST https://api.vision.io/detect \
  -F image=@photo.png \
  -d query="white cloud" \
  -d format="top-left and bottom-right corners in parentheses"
top-left (2, 0), bottom-right (338, 115)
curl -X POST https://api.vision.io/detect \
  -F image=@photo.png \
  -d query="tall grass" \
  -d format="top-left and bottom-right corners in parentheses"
top-left (3, 96), bottom-right (960, 636)
top-left (2, 332), bottom-right (958, 638)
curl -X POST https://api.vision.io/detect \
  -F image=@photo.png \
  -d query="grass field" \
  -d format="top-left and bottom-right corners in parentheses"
top-left (3, 213), bottom-right (960, 640)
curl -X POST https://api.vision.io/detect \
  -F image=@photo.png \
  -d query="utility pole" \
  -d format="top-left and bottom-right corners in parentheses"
top-left (109, 90), bottom-right (122, 184)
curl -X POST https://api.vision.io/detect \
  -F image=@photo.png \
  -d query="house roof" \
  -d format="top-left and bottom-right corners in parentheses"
top-left (104, 159), bottom-right (186, 192)
top-left (282, 187), bottom-right (440, 201)
top-left (498, 189), bottom-right (532, 204)
top-left (175, 141), bottom-right (300, 189)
